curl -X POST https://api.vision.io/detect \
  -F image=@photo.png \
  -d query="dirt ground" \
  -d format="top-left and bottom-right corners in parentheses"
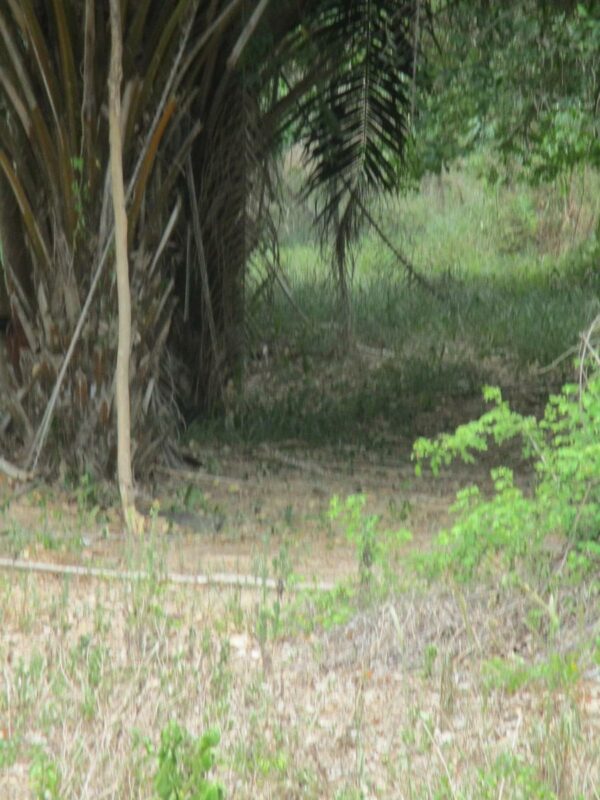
top-left (0, 385), bottom-right (536, 583)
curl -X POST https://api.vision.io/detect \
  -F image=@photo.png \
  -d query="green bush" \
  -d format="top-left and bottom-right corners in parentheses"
top-left (151, 722), bottom-right (223, 800)
top-left (412, 374), bottom-right (600, 580)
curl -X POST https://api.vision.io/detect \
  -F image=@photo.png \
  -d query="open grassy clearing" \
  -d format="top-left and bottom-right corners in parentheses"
top-left (0, 443), bottom-right (599, 800)
top-left (249, 159), bottom-right (600, 394)
top-left (1, 163), bottom-right (600, 798)
top-left (0, 559), bottom-right (598, 799)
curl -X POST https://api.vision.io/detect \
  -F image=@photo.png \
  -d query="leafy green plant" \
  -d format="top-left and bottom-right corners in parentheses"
top-left (74, 471), bottom-right (101, 529)
top-left (29, 749), bottom-right (63, 800)
top-left (413, 376), bottom-right (600, 580)
top-left (328, 494), bottom-right (411, 585)
top-left (150, 722), bottom-right (223, 800)
top-left (252, 542), bottom-right (296, 665)
top-left (0, 737), bottom-right (19, 769)
top-left (422, 644), bottom-right (438, 680)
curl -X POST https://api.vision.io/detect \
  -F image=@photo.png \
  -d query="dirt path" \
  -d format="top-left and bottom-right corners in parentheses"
top-left (0, 356), bottom-right (547, 584)
top-left (0, 424), bottom-right (530, 589)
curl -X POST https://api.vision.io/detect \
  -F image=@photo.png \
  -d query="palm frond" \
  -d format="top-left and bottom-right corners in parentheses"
top-left (296, 0), bottom-right (414, 223)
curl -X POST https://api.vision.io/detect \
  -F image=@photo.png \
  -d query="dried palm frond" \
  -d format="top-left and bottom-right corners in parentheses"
top-left (0, 0), bottom-right (205, 475)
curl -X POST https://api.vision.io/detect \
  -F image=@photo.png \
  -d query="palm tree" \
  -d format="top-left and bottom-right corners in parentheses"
top-left (0, 0), bottom-right (418, 476)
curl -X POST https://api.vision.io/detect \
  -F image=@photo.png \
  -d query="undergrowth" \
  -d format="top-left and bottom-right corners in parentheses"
top-left (412, 372), bottom-right (600, 582)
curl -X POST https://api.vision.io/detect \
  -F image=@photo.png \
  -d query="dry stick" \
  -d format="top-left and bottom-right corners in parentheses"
top-left (537, 344), bottom-right (579, 375)
top-left (421, 722), bottom-right (458, 800)
top-left (257, 445), bottom-right (329, 478)
top-left (184, 226), bottom-right (192, 322)
top-left (411, 0), bottom-right (421, 120)
top-left (27, 237), bottom-right (111, 472)
top-left (155, 464), bottom-right (266, 490)
top-left (0, 557), bottom-right (334, 592)
top-left (26, 5), bottom-right (198, 473)
top-left (148, 196), bottom-right (182, 279)
top-left (579, 314), bottom-right (600, 394)
top-left (227, 0), bottom-right (272, 71)
top-left (176, 0), bottom-right (245, 92)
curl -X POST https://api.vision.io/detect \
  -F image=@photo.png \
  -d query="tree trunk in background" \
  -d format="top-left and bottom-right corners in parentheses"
top-left (109, 0), bottom-right (144, 535)
top-left (185, 72), bottom-right (249, 410)
top-left (0, 172), bottom-right (34, 317)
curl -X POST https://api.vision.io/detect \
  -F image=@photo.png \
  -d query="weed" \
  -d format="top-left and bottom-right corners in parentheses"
top-left (535, 698), bottom-right (583, 799)
top-left (0, 736), bottom-right (19, 769)
top-left (210, 639), bottom-right (232, 716)
top-left (283, 503), bottom-right (294, 528)
top-left (149, 721), bottom-right (223, 800)
top-left (184, 485), bottom-right (210, 514)
top-left (423, 643), bottom-right (438, 680)
top-left (475, 752), bottom-right (557, 800)
top-left (481, 653), bottom-right (580, 695)
top-left (253, 540), bottom-right (296, 656)
top-left (14, 652), bottom-right (45, 710)
top-left (29, 748), bottom-right (63, 800)
top-left (412, 377), bottom-right (600, 581)
top-left (328, 494), bottom-right (411, 586)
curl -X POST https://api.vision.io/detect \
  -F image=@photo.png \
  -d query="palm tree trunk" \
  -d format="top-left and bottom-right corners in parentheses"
top-left (0, 172), bottom-right (34, 313)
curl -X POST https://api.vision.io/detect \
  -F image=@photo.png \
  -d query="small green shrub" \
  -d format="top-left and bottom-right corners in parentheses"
top-left (29, 749), bottom-right (63, 800)
top-left (481, 653), bottom-right (580, 695)
top-left (413, 375), bottom-right (600, 580)
top-left (151, 722), bottom-right (223, 800)
top-left (328, 494), bottom-right (412, 585)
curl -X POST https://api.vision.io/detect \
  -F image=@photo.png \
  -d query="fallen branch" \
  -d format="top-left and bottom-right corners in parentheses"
top-left (0, 556), bottom-right (335, 592)
top-left (154, 464), bottom-right (265, 490)
top-left (0, 456), bottom-right (34, 482)
top-left (537, 344), bottom-right (579, 375)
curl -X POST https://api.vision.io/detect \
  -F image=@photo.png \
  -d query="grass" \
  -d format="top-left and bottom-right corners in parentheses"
top-left (0, 449), bottom-right (599, 798)
top-left (254, 157), bottom-right (600, 371)
top-left (0, 541), bottom-right (597, 799)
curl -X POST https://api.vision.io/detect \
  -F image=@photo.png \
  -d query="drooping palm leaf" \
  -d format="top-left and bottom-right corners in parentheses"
top-left (312, 1), bottom-right (411, 208)
top-left (264, 0), bottom-right (417, 330)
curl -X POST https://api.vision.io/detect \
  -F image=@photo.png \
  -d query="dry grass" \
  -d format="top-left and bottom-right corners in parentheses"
top-left (0, 541), bottom-right (598, 799)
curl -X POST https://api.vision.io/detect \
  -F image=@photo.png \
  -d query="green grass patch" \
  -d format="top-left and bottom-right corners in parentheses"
top-left (481, 653), bottom-right (580, 695)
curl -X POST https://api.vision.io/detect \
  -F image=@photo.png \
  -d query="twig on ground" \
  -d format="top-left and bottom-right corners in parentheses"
top-left (0, 456), bottom-right (35, 482)
top-left (537, 345), bottom-right (579, 374)
top-left (0, 556), bottom-right (335, 592)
